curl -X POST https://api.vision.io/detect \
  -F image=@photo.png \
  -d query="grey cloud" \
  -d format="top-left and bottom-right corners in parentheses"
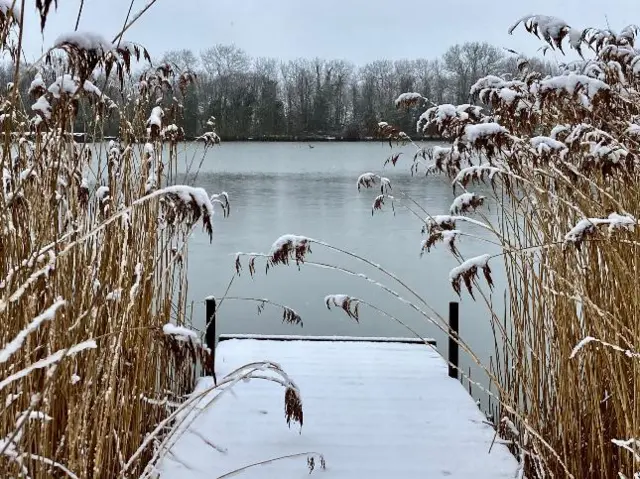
top-left (21, 0), bottom-right (638, 64)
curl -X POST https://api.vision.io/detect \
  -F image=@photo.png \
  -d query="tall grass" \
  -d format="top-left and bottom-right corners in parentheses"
top-left (388, 16), bottom-right (640, 478)
top-left (0, 2), bottom-right (230, 477)
top-left (236, 14), bottom-right (640, 479)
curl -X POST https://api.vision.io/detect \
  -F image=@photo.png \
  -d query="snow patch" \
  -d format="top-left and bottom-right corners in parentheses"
top-left (0, 299), bottom-right (66, 364)
top-left (463, 123), bottom-right (508, 143)
top-left (449, 254), bottom-right (491, 282)
top-left (54, 31), bottom-right (114, 52)
top-left (162, 323), bottom-right (199, 343)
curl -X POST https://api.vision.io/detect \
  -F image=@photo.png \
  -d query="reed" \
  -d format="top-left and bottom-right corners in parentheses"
top-left (0, 2), bottom-right (231, 477)
top-left (237, 14), bottom-right (640, 478)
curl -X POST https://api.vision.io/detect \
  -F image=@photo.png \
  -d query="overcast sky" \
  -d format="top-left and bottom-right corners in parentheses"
top-left (20, 0), bottom-right (638, 65)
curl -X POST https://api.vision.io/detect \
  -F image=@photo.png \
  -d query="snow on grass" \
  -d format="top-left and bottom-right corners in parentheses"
top-left (586, 142), bottom-right (628, 164)
top-left (163, 324), bottom-right (199, 343)
top-left (611, 438), bottom-right (640, 462)
top-left (501, 416), bottom-right (520, 437)
top-left (463, 123), bottom-right (508, 143)
top-left (449, 254), bottom-right (491, 282)
top-left (606, 213), bottom-right (637, 232)
top-left (429, 145), bottom-right (455, 161)
top-left (0, 340), bottom-right (97, 392)
top-left (0, 299), bottom-right (66, 364)
top-left (105, 289), bottom-right (122, 302)
top-left (497, 88), bottom-right (519, 104)
top-left (564, 213), bottom-right (636, 246)
top-left (54, 31), bottom-right (114, 52)
top-left (269, 234), bottom-right (309, 255)
top-left (569, 336), bottom-right (596, 359)
top-left (509, 15), bottom-right (570, 48)
top-left (31, 96), bottom-right (52, 120)
top-left (394, 92), bottom-right (424, 107)
top-left (356, 172), bottom-right (377, 190)
top-left (539, 73), bottom-right (610, 99)
top-left (627, 123), bottom-right (640, 136)
top-left (530, 136), bottom-right (568, 155)
top-left (28, 73), bottom-right (45, 95)
top-left (148, 106), bottom-right (164, 128)
top-left (48, 75), bottom-right (79, 98)
top-left (452, 164), bottom-right (503, 188)
top-left (449, 192), bottom-right (485, 215)
top-left (449, 254), bottom-right (493, 297)
top-left (471, 75), bottom-right (525, 94)
top-left (16, 411), bottom-right (52, 423)
top-left (162, 185), bottom-right (215, 222)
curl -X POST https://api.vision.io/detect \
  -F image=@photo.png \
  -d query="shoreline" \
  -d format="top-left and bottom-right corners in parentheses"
top-left (81, 134), bottom-right (444, 143)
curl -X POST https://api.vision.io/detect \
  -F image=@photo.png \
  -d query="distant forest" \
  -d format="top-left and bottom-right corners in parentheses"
top-left (5, 42), bottom-right (557, 140)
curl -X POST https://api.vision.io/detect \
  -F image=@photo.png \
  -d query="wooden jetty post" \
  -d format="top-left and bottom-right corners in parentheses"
top-left (448, 301), bottom-right (459, 380)
top-left (205, 296), bottom-right (217, 383)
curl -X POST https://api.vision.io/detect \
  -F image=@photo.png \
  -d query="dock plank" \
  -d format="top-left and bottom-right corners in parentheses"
top-left (159, 338), bottom-right (517, 478)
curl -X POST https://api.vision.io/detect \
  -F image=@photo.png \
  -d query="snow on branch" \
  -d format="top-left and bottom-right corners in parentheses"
top-left (449, 254), bottom-right (493, 298)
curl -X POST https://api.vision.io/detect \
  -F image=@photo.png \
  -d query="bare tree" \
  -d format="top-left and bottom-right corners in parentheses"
top-left (444, 42), bottom-right (504, 104)
top-left (161, 49), bottom-right (199, 72)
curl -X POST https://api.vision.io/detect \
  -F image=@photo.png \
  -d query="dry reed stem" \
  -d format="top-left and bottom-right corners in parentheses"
top-left (0, 3), bottom-right (227, 477)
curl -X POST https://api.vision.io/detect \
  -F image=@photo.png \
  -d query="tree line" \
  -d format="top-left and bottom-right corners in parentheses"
top-left (1, 42), bottom-right (557, 140)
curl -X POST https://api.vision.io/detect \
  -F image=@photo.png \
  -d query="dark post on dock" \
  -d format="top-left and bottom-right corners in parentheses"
top-left (205, 297), bottom-right (217, 383)
top-left (448, 301), bottom-right (459, 380)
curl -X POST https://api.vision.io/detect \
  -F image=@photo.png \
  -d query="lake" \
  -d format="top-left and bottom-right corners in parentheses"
top-left (179, 141), bottom-right (506, 407)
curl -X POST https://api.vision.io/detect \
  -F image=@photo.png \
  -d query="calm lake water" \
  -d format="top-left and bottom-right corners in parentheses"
top-left (177, 141), bottom-right (506, 405)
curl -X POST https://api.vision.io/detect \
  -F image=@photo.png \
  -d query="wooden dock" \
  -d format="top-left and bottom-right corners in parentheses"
top-left (159, 335), bottom-right (517, 478)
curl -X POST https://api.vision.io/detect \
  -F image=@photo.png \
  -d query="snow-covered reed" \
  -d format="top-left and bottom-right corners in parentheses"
top-left (0, 3), bottom-right (227, 477)
top-left (234, 13), bottom-right (640, 479)
top-left (376, 14), bottom-right (640, 479)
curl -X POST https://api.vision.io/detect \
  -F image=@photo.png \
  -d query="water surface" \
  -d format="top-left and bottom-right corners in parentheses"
top-left (181, 141), bottom-right (506, 404)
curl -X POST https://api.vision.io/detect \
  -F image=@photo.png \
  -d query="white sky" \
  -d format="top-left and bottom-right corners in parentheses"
top-left (19, 0), bottom-right (639, 65)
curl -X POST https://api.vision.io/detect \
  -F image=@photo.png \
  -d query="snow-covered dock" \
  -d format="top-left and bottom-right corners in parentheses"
top-left (159, 336), bottom-right (518, 478)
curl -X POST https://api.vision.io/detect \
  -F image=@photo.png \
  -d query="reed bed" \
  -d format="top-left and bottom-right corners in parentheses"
top-left (387, 16), bottom-right (640, 478)
top-left (236, 14), bottom-right (640, 479)
top-left (0, 2), bottom-right (234, 477)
